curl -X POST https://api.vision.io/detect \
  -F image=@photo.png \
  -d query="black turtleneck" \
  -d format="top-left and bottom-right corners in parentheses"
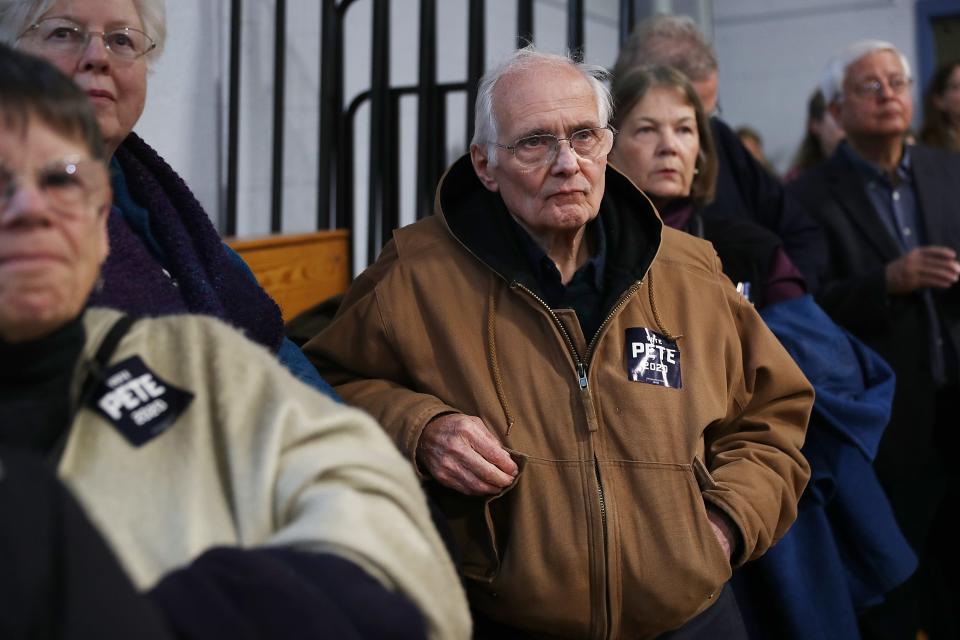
top-left (0, 316), bottom-right (85, 454)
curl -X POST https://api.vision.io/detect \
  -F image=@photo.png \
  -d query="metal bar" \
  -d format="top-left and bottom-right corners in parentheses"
top-left (333, 3), bottom-right (351, 230)
top-left (619, 0), bottom-right (635, 47)
top-left (341, 118), bottom-right (355, 269)
top-left (225, 0), bottom-right (242, 236)
top-left (367, 0), bottom-right (390, 263)
top-left (567, 0), bottom-right (584, 58)
top-left (423, 92), bottom-right (447, 218)
top-left (348, 82), bottom-right (469, 113)
top-left (517, 0), bottom-right (534, 48)
top-left (385, 92), bottom-right (400, 234)
top-left (567, 0), bottom-right (584, 59)
top-left (466, 0), bottom-right (485, 141)
top-left (318, 0), bottom-right (341, 229)
top-left (270, 0), bottom-right (286, 232)
top-left (416, 0), bottom-right (438, 219)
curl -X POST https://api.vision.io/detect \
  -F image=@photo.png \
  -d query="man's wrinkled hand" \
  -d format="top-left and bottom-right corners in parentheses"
top-left (886, 246), bottom-right (960, 294)
top-left (417, 413), bottom-right (518, 496)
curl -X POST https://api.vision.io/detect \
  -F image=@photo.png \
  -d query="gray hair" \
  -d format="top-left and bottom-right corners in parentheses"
top-left (0, 0), bottom-right (167, 62)
top-left (819, 39), bottom-right (911, 105)
top-left (471, 45), bottom-right (613, 166)
top-left (613, 14), bottom-right (718, 83)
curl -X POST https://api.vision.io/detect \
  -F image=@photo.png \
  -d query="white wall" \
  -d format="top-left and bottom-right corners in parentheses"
top-left (135, 1), bottom-right (223, 229)
top-left (136, 0), bottom-right (923, 269)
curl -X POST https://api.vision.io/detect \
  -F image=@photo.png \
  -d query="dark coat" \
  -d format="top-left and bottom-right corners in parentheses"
top-left (704, 118), bottom-right (827, 291)
top-left (786, 143), bottom-right (960, 547)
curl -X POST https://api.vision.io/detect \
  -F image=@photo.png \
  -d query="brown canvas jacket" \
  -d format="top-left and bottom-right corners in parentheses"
top-left (306, 156), bottom-right (813, 639)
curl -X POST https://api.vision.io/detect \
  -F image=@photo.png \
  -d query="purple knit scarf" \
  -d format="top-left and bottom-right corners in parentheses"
top-left (89, 133), bottom-right (284, 350)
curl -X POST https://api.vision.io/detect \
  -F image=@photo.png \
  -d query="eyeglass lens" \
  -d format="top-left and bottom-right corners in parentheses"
top-left (512, 128), bottom-right (613, 165)
top-left (854, 76), bottom-right (910, 97)
top-left (0, 159), bottom-right (107, 214)
top-left (24, 18), bottom-right (154, 60)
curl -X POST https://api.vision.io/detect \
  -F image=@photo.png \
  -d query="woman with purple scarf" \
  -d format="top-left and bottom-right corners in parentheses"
top-left (0, 0), bottom-right (336, 397)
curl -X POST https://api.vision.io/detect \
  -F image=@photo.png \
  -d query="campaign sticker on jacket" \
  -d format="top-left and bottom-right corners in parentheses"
top-left (86, 356), bottom-right (194, 446)
top-left (624, 328), bottom-right (682, 388)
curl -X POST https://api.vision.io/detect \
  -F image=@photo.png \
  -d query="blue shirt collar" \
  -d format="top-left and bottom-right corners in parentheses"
top-left (840, 140), bottom-right (912, 187)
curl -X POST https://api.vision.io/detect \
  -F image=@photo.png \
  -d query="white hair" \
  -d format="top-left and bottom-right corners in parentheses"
top-left (819, 39), bottom-right (911, 105)
top-left (614, 14), bottom-right (718, 82)
top-left (471, 45), bottom-right (613, 166)
top-left (0, 0), bottom-right (167, 62)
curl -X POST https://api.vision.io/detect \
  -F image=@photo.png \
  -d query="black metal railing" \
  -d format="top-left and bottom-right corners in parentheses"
top-left (224, 0), bottom-right (641, 266)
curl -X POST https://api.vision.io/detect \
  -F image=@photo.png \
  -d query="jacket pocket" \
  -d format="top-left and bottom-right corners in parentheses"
top-left (609, 460), bottom-right (733, 636)
top-left (429, 450), bottom-right (527, 583)
top-left (690, 456), bottom-right (733, 572)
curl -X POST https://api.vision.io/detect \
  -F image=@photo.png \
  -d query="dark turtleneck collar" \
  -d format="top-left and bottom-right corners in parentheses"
top-left (659, 198), bottom-right (696, 232)
top-left (0, 314), bottom-right (86, 453)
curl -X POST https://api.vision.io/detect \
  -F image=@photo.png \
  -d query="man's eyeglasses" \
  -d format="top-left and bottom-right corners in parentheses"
top-left (849, 75), bottom-right (911, 99)
top-left (493, 127), bottom-right (616, 167)
top-left (18, 18), bottom-right (156, 62)
top-left (0, 158), bottom-right (109, 216)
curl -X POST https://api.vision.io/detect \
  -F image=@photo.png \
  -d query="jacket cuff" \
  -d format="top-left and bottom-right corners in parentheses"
top-left (702, 493), bottom-right (751, 568)
top-left (404, 405), bottom-right (458, 480)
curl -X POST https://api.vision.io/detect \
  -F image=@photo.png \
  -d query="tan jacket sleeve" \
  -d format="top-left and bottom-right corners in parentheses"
top-left (700, 258), bottom-right (814, 567)
top-left (203, 318), bottom-right (472, 640)
top-left (304, 240), bottom-right (460, 467)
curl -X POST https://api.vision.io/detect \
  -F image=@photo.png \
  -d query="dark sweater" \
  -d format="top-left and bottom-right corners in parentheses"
top-left (704, 118), bottom-right (826, 292)
top-left (0, 317), bottom-right (83, 454)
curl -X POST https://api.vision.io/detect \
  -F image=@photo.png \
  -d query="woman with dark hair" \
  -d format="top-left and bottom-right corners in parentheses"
top-left (784, 89), bottom-right (845, 183)
top-left (609, 64), bottom-right (803, 307)
top-left (0, 0), bottom-right (335, 396)
top-left (608, 64), bottom-right (913, 640)
top-left (920, 60), bottom-right (960, 152)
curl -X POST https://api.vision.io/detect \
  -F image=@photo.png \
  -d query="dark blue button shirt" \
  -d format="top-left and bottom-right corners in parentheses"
top-left (509, 215), bottom-right (607, 340)
top-left (842, 142), bottom-right (947, 384)
top-left (841, 142), bottom-right (922, 250)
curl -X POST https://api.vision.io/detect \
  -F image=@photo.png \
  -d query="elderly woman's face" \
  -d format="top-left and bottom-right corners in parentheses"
top-left (610, 86), bottom-right (700, 209)
top-left (17, 0), bottom-right (148, 156)
top-left (0, 117), bottom-right (109, 343)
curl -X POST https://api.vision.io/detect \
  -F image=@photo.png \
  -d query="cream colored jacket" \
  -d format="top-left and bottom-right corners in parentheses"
top-left (61, 308), bottom-right (470, 639)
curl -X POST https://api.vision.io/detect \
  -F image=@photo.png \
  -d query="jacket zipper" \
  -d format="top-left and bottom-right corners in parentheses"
top-left (515, 281), bottom-right (639, 638)
top-left (583, 281), bottom-right (644, 363)
top-left (514, 280), bottom-right (645, 638)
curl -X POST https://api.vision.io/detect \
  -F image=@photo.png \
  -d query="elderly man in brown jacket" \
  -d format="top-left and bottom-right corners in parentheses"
top-left (306, 47), bottom-right (813, 639)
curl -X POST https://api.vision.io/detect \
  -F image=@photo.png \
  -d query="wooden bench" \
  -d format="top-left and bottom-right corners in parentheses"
top-left (228, 230), bottom-right (350, 323)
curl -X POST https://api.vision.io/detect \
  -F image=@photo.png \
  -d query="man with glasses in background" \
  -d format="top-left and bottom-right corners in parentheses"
top-left (308, 46), bottom-right (813, 639)
top-left (788, 40), bottom-right (960, 639)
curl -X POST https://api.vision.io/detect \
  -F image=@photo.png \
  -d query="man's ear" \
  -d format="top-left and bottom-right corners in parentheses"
top-left (470, 144), bottom-right (500, 192)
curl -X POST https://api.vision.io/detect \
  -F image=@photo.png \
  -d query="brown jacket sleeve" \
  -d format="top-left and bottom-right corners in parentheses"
top-left (304, 240), bottom-right (458, 469)
top-left (701, 253), bottom-right (813, 566)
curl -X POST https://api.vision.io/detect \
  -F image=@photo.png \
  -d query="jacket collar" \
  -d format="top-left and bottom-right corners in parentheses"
top-left (821, 147), bottom-right (902, 262)
top-left (910, 145), bottom-right (950, 247)
top-left (435, 155), bottom-right (663, 297)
